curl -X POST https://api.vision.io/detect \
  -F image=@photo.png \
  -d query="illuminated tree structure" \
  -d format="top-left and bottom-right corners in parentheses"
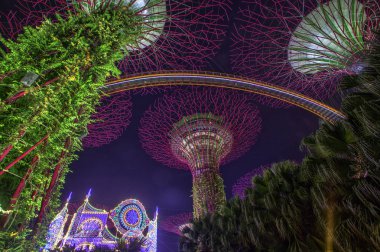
top-left (232, 165), bottom-right (269, 199)
top-left (139, 87), bottom-right (262, 219)
top-left (0, 0), bottom-right (172, 234)
top-left (82, 92), bottom-right (132, 148)
top-left (231, 0), bottom-right (380, 102)
top-left (160, 212), bottom-right (192, 236)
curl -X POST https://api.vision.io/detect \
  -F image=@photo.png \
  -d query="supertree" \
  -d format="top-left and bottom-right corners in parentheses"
top-left (139, 87), bottom-right (262, 219)
top-left (232, 165), bottom-right (269, 199)
top-left (0, 0), bottom-right (172, 236)
top-left (117, 0), bottom-right (232, 74)
top-left (231, 0), bottom-right (380, 103)
top-left (82, 92), bottom-right (132, 148)
top-left (160, 212), bottom-right (192, 236)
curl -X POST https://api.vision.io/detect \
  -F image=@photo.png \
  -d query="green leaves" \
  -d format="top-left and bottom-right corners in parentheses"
top-left (301, 122), bottom-right (356, 160)
top-left (0, 4), bottom-right (148, 246)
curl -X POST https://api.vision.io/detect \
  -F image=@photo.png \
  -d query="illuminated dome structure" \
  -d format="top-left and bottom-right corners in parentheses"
top-left (160, 212), bottom-right (193, 236)
top-left (232, 165), bottom-right (269, 199)
top-left (139, 87), bottom-right (262, 219)
top-left (44, 191), bottom-right (158, 252)
top-left (231, 0), bottom-right (380, 102)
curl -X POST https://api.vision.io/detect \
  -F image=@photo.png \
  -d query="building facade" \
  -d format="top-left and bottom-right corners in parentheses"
top-left (43, 191), bottom-right (158, 251)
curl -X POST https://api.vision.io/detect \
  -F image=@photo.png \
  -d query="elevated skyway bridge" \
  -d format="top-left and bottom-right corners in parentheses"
top-left (102, 71), bottom-right (345, 123)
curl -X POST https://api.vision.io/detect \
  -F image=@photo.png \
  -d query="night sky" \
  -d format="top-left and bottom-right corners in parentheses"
top-left (0, 1), bottom-right (320, 251)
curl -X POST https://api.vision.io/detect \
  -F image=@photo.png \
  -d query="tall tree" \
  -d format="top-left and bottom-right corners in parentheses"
top-left (0, 0), bottom-right (163, 247)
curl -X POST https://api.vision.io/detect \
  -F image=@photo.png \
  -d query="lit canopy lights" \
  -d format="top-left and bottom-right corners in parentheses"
top-left (169, 114), bottom-right (234, 218)
top-left (125, 0), bottom-right (166, 51)
top-left (169, 114), bottom-right (233, 172)
top-left (288, 0), bottom-right (368, 75)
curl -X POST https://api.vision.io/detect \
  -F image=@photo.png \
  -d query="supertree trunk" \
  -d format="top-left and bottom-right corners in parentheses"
top-left (1, 0), bottom-right (232, 74)
top-left (2, 77), bottom-right (59, 104)
top-left (0, 130), bottom-right (25, 162)
top-left (192, 168), bottom-right (226, 219)
top-left (36, 104), bottom-right (85, 227)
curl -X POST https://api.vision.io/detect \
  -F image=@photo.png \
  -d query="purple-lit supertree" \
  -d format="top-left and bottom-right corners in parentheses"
top-left (2, 0), bottom-right (232, 74)
top-left (139, 87), bottom-right (262, 219)
top-left (231, 0), bottom-right (380, 103)
top-left (160, 212), bottom-right (192, 236)
top-left (82, 92), bottom-right (132, 148)
top-left (232, 165), bottom-right (269, 199)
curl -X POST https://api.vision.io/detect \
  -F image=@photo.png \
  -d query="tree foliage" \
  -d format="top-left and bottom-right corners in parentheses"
top-left (0, 1), bottom-right (159, 248)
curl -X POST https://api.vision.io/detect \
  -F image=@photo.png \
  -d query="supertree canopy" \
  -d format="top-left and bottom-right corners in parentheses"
top-left (118, 0), bottom-right (232, 73)
top-left (232, 165), bottom-right (269, 199)
top-left (160, 212), bottom-right (192, 236)
top-left (231, 0), bottom-right (380, 102)
top-left (139, 87), bottom-right (262, 219)
top-left (82, 92), bottom-right (132, 148)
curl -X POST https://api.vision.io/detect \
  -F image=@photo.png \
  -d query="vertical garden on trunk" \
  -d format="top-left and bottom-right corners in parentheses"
top-left (0, 0), bottom-right (163, 248)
